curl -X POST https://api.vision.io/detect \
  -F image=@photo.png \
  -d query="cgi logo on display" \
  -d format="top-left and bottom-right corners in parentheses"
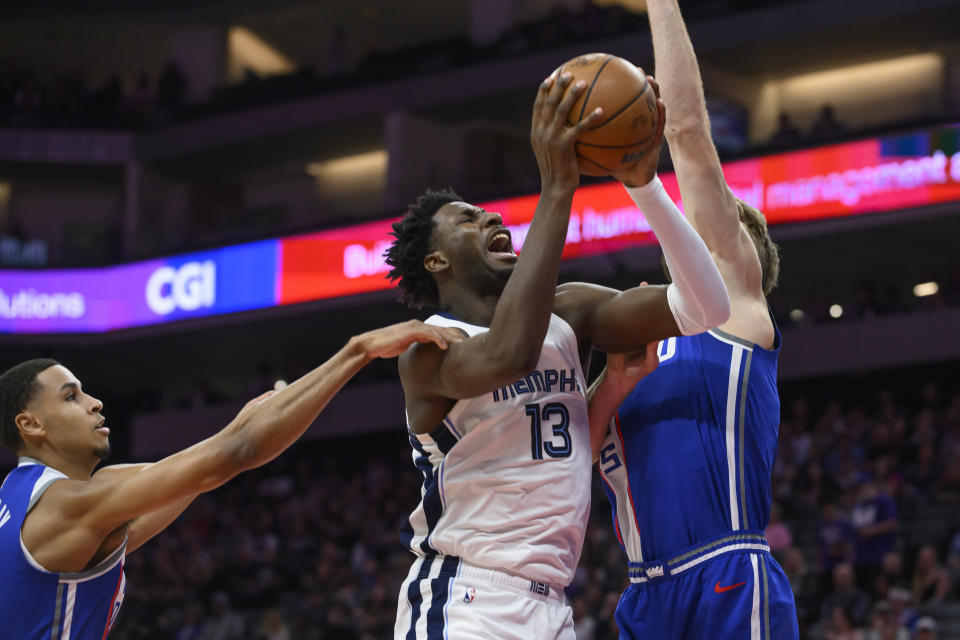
top-left (145, 261), bottom-right (217, 316)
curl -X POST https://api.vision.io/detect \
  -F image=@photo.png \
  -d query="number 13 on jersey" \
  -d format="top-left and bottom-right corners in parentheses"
top-left (526, 402), bottom-right (572, 460)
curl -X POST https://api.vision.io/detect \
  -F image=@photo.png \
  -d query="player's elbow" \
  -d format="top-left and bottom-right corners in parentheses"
top-left (497, 344), bottom-right (542, 379)
top-left (216, 430), bottom-right (263, 478)
top-left (699, 286), bottom-right (732, 331)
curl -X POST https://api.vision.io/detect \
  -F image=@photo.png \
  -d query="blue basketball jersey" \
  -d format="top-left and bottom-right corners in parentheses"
top-left (598, 320), bottom-right (781, 565)
top-left (0, 458), bottom-right (127, 640)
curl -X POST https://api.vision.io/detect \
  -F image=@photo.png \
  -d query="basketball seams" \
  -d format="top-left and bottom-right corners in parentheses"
top-left (589, 79), bottom-right (651, 132)
top-left (574, 54), bottom-right (614, 125)
top-left (576, 128), bottom-right (659, 150)
top-left (574, 150), bottom-right (618, 175)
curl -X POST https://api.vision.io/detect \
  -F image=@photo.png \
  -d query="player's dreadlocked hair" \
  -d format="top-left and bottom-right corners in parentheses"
top-left (385, 188), bottom-right (463, 309)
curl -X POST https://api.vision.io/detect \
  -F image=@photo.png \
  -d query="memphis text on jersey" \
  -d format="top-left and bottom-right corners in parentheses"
top-left (491, 368), bottom-right (581, 403)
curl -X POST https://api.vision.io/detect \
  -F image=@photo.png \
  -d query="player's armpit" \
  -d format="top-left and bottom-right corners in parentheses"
top-left (555, 282), bottom-right (679, 353)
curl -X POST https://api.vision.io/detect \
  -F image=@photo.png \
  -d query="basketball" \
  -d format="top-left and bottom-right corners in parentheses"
top-left (554, 53), bottom-right (660, 176)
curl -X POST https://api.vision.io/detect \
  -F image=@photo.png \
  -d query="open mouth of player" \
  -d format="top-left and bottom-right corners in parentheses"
top-left (486, 228), bottom-right (516, 261)
top-left (95, 418), bottom-right (110, 437)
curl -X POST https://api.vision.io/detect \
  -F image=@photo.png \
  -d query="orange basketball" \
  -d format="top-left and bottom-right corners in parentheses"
top-left (554, 53), bottom-right (659, 176)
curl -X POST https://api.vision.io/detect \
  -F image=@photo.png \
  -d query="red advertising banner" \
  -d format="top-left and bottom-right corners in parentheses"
top-left (278, 125), bottom-right (960, 306)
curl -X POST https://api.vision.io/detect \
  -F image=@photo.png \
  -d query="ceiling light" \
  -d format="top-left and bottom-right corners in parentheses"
top-left (913, 281), bottom-right (939, 297)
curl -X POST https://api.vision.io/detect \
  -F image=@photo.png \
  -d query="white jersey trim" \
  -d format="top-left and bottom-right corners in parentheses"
top-left (18, 461), bottom-right (128, 582)
top-left (725, 347), bottom-right (744, 530)
top-left (709, 329), bottom-right (755, 351)
top-left (60, 582), bottom-right (77, 640)
top-left (751, 554), bottom-right (761, 640)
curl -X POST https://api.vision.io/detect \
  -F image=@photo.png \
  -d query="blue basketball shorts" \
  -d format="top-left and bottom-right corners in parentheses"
top-left (616, 546), bottom-right (799, 640)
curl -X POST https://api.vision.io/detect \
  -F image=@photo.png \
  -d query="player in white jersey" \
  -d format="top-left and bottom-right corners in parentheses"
top-left (385, 71), bottom-right (732, 639)
top-left (0, 320), bottom-right (461, 639)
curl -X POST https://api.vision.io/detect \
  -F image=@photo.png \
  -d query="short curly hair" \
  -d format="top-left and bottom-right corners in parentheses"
top-left (384, 188), bottom-right (462, 309)
top-left (0, 358), bottom-right (59, 454)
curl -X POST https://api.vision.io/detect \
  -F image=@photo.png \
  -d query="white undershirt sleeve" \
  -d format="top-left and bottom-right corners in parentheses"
top-left (624, 176), bottom-right (731, 335)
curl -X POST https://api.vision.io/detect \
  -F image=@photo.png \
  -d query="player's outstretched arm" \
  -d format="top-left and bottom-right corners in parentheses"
top-left (102, 391), bottom-right (280, 553)
top-left (26, 321), bottom-right (463, 567)
top-left (641, 0), bottom-right (763, 297)
top-left (402, 73), bottom-right (604, 402)
top-left (556, 91), bottom-right (729, 353)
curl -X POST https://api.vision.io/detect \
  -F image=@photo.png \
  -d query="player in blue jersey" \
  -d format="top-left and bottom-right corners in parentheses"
top-left (588, 1), bottom-right (799, 638)
top-left (0, 319), bottom-right (463, 640)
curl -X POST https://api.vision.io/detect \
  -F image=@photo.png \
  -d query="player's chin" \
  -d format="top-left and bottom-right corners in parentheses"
top-left (485, 252), bottom-right (518, 272)
top-left (93, 444), bottom-right (112, 461)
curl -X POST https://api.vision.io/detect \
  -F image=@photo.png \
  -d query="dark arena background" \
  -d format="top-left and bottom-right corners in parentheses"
top-left (2, 0), bottom-right (960, 638)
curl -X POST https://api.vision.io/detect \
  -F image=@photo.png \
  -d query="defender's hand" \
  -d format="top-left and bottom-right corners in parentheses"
top-left (356, 320), bottom-right (466, 359)
top-left (530, 71), bottom-right (604, 195)
top-left (602, 281), bottom-right (660, 396)
top-left (613, 75), bottom-right (667, 188)
top-left (605, 341), bottom-right (660, 400)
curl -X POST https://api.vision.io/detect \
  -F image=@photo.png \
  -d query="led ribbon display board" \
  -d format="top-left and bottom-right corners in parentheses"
top-left (2, 125), bottom-right (959, 333)
top-left (0, 241), bottom-right (278, 333)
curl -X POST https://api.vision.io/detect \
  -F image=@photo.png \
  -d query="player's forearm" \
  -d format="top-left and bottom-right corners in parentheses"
top-left (646, 0), bottom-right (741, 249)
top-left (587, 370), bottom-right (620, 460)
top-left (625, 178), bottom-right (730, 333)
top-left (224, 339), bottom-right (371, 469)
top-left (487, 189), bottom-right (572, 371)
top-left (126, 494), bottom-right (196, 553)
top-left (647, 0), bottom-right (709, 137)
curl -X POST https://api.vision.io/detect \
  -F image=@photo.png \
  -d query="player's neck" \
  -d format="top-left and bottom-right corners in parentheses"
top-left (438, 289), bottom-right (499, 328)
top-left (21, 447), bottom-right (96, 480)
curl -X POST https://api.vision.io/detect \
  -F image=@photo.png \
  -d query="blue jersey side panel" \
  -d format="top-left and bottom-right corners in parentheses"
top-left (610, 326), bottom-right (781, 562)
top-left (0, 461), bottom-right (127, 640)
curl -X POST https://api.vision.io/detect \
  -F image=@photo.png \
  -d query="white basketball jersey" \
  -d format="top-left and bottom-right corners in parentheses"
top-left (401, 312), bottom-right (591, 587)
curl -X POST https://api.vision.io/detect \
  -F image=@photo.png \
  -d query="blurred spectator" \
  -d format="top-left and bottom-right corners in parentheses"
top-left (125, 71), bottom-right (154, 111)
top-left (872, 551), bottom-right (908, 603)
top-left (811, 105), bottom-right (847, 139)
top-left (176, 603), bottom-right (206, 640)
top-left (904, 443), bottom-right (939, 500)
top-left (864, 600), bottom-right (909, 640)
top-left (946, 529), bottom-right (960, 570)
top-left (910, 546), bottom-right (950, 607)
top-left (821, 563), bottom-right (872, 629)
top-left (325, 27), bottom-right (350, 76)
top-left (852, 478), bottom-right (899, 589)
top-left (766, 501), bottom-right (794, 553)
top-left (771, 112), bottom-right (803, 144)
top-left (819, 502), bottom-right (857, 589)
top-left (573, 597), bottom-right (597, 640)
top-left (784, 547), bottom-right (819, 630)
top-left (256, 608), bottom-right (290, 640)
top-left (198, 591), bottom-right (245, 640)
top-left (157, 60), bottom-right (187, 111)
top-left (914, 616), bottom-right (938, 640)
top-left (887, 587), bottom-right (916, 630)
top-left (825, 605), bottom-right (866, 640)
